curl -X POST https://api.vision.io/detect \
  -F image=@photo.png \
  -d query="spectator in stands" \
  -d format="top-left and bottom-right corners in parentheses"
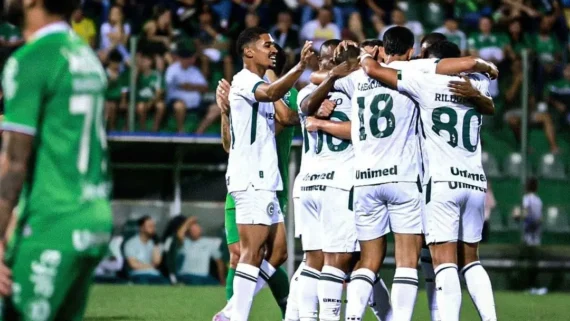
top-left (504, 59), bottom-right (560, 153)
top-left (175, 217), bottom-right (226, 285)
top-left (433, 17), bottom-right (468, 56)
top-left (300, 7), bottom-right (341, 51)
top-left (332, 0), bottom-right (358, 30)
top-left (363, 0), bottom-right (392, 23)
top-left (270, 11), bottom-right (301, 62)
top-left (124, 216), bottom-right (169, 284)
top-left (300, 0), bottom-right (325, 27)
top-left (505, 19), bottom-right (531, 61)
top-left (194, 10), bottom-right (233, 85)
top-left (71, 7), bottom-right (97, 48)
top-left (0, 18), bottom-right (23, 69)
top-left (378, 8), bottom-right (424, 57)
top-left (138, 5), bottom-right (174, 72)
top-left (136, 52), bottom-right (166, 132)
top-left (166, 46), bottom-right (219, 134)
top-left (105, 50), bottom-right (129, 131)
top-left (514, 178), bottom-right (543, 246)
top-left (95, 235), bottom-right (125, 283)
top-left (546, 64), bottom-right (570, 127)
top-left (533, 16), bottom-right (563, 99)
top-left (99, 5), bottom-right (131, 63)
top-left (342, 12), bottom-right (366, 43)
top-left (245, 11), bottom-right (260, 28)
top-left (206, 0), bottom-right (232, 29)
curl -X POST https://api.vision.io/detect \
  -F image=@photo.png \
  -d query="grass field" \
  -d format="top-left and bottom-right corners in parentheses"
top-left (84, 285), bottom-right (570, 321)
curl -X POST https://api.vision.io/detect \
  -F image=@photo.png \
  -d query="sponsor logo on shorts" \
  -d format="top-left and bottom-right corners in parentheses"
top-left (448, 182), bottom-right (487, 192)
top-left (355, 166), bottom-right (398, 180)
top-left (302, 171), bottom-right (335, 182)
top-left (450, 167), bottom-right (486, 182)
top-left (27, 299), bottom-right (50, 321)
top-left (300, 185), bottom-right (327, 191)
top-left (267, 203), bottom-right (275, 216)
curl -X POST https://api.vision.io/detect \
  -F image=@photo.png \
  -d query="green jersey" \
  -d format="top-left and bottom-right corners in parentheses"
top-left (2, 23), bottom-right (111, 234)
top-left (105, 67), bottom-right (128, 101)
top-left (0, 22), bottom-right (21, 43)
top-left (546, 79), bottom-right (570, 104)
top-left (137, 70), bottom-right (164, 102)
top-left (467, 32), bottom-right (509, 51)
top-left (531, 34), bottom-right (561, 64)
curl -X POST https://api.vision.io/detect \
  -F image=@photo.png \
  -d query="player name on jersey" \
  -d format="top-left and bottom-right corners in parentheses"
top-left (435, 93), bottom-right (468, 104)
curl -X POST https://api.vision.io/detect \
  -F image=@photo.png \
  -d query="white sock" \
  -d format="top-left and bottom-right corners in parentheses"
top-left (298, 265), bottom-right (320, 321)
top-left (318, 265), bottom-right (345, 321)
top-left (461, 261), bottom-right (497, 321)
top-left (345, 268), bottom-right (375, 321)
top-left (391, 268), bottom-right (418, 321)
top-left (434, 263), bottom-right (461, 321)
top-left (230, 263), bottom-right (260, 321)
top-left (420, 248), bottom-right (441, 321)
top-left (285, 261), bottom-right (305, 321)
top-left (254, 260), bottom-right (277, 294)
top-left (369, 277), bottom-right (393, 321)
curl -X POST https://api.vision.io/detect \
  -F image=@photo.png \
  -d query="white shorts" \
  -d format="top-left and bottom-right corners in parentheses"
top-left (298, 185), bottom-right (325, 251)
top-left (355, 182), bottom-right (423, 241)
top-left (423, 181), bottom-right (486, 244)
top-left (293, 196), bottom-right (302, 238)
top-left (231, 184), bottom-right (284, 226)
top-left (320, 186), bottom-right (358, 253)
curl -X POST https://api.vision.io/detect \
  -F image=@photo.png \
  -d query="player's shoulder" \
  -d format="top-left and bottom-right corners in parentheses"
top-left (232, 69), bottom-right (264, 88)
top-left (466, 72), bottom-right (490, 82)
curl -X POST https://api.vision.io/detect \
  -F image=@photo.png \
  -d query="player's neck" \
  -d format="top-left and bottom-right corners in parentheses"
top-left (244, 60), bottom-right (266, 78)
top-left (24, 11), bottom-right (66, 41)
top-left (384, 54), bottom-right (408, 64)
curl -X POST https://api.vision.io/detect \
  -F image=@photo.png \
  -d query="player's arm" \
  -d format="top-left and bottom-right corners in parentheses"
top-left (448, 76), bottom-right (495, 115)
top-left (301, 62), bottom-right (354, 116)
top-left (253, 41), bottom-right (314, 102)
top-left (309, 70), bottom-right (329, 85)
top-left (305, 116), bottom-right (351, 140)
top-left (360, 54), bottom-right (399, 89)
top-left (216, 79), bottom-right (232, 153)
top-left (436, 57), bottom-right (498, 80)
top-left (266, 69), bottom-right (299, 126)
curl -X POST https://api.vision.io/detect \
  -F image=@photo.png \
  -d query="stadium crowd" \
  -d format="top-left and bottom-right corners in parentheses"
top-left (0, 0), bottom-right (568, 142)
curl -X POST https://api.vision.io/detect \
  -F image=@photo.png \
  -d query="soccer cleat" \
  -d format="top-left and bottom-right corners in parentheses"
top-left (212, 312), bottom-right (230, 321)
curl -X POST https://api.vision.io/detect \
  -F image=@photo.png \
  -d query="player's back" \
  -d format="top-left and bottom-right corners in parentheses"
top-left (3, 24), bottom-right (111, 220)
top-left (351, 62), bottom-right (421, 186)
top-left (226, 69), bottom-right (282, 193)
top-left (397, 70), bottom-right (488, 189)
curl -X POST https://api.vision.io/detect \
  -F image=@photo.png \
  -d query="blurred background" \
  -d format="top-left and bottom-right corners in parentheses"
top-left (0, 0), bottom-right (569, 293)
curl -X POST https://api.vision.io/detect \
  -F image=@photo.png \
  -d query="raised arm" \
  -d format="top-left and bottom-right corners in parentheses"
top-left (360, 54), bottom-right (399, 89)
top-left (266, 70), bottom-right (299, 126)
top-left (448, 76), bottom-right (495, 115)
top-left (216, 79), bottom-right (232, 153)
top-left (301, 62), bottom-right (355, 116)
top-left (436, 57), bottom-right (498, 79)
top-left (305, 116), bottom-right (351, 140)
top-left (254, 41), bottom-right (314, 102)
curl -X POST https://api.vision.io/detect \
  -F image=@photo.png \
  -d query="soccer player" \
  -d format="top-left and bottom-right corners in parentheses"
top-left (358, 41), bottom-right (498, 321)
top-left (224, 27), bottom-right (312, 321)
top-left (135, 51), bottom-right (166, 132)
top-left (0, 0), bottom-right (112, 320)
top-left (419, 32), bottom-right (447, 58)
top-left (214, 43), bottom-right (297, 321)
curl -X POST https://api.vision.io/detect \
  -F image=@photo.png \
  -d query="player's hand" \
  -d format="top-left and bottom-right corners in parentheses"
top-left (448, 76), bottom-right (480, 98)
top-left (334, 40), bottom-right (359, 62)
top-left (0, 242), bottom-right (12, 297)
top-left (299, 41), bottom-right (314, 69)
top-left (329, 61), bottom-right (358, 79)
top-left (316, 99), bottom-right (336, 118)
top-left (216, 79), bottom-right (231, 114)
top-left (486, 62), bottom-right (499, 80)
top-left (305, 116), bottom-right (321, 132)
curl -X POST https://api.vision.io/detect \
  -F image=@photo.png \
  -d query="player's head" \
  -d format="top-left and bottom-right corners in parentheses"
top-left (319, 39), bottom-right (340, 71)
top-left (271, 43), bottom-right (288, 77)
top-left (188, 219), bottom-right (202, 240)
top-left (236, 27), bottom-right (277, 70)
top-left (360, 39), bottom-right (383, 62)
top-left (5, 0), bottom-right (80, 28)
top-left (383, 26), bottom-right (414, 60)
top-left (138, 216), bottom-right (156, 237)
top-left (425, 40), bottom-right (461, 59)
top-left (526, 177), bottom-right (538, 193)
top-left (420, 32), bottom-right (447, 58)
top-left (138, 51), bottom-right (154, 71)
top-left (334, 44), bottom-right (359, 65)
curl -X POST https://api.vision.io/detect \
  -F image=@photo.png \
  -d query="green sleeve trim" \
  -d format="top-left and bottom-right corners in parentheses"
top-left (434, 59), bottom-right (441, 64)
top-left (251, 81), bottom-right (264, 93)
top-left (397, 70), bottom-right (402, 80)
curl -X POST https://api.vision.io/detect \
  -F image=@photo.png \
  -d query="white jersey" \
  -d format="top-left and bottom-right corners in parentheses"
top-left (226, 69), bottom-right (282, 193)
top-left (299, 87), bottom-right (354, 191)
top-left (349, 61), bottom-right (421, 186)
top-left (293, 84), bottom-right (319, 197)
top-left (397, 70), bottom-right (490, 189)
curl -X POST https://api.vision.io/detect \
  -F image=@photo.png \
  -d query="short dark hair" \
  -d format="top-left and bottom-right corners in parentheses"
top-left (236, 27), bottom-right (268, 56)
top-left (137, 215), bottom-right (152, 227)
top-left (320, 39), bottom-right (341, 56)
top-left (425, 40), bottom-right (461, 59)
top-left (383, 26), bottom-right (414, 56)
top-left (272, 43), bottom-right (287, 76)
top-left (45, 0), bottom-right (80, 20)
top-left (420, 32), bottom-right (447, 47)
top-left (360, 39), bottom-right (383, 48)
top-left (526, 177), bottom-right (538, 193)
top-left (108, 49), bottom-right (123, 63)
top-left (334, 45), bottom-right (359, 64)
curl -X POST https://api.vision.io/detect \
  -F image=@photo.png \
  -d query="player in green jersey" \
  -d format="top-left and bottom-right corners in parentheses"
top-left (214, 43), bottom-right (297, 320)
top-left (135, 51), bottom-right (166, 132)
top-left (0, 0), bottom-right (112, 320)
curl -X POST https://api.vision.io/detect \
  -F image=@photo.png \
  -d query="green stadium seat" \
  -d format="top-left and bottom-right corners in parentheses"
top-left (503, 153), bottom-right (523, 178)
top-left (538, 153), bottom-right (567, 180)
top-left (544, 206), bottom-right (570, 233)
top-left (482, 151), bottom-right (502, 178)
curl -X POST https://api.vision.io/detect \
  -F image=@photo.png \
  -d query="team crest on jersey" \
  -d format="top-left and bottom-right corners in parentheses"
top-left (267, 202), bottom-right (275, 216)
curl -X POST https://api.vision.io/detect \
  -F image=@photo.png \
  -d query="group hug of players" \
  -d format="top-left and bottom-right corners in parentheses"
top-left (213, 25), bottom-right (499, 321)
